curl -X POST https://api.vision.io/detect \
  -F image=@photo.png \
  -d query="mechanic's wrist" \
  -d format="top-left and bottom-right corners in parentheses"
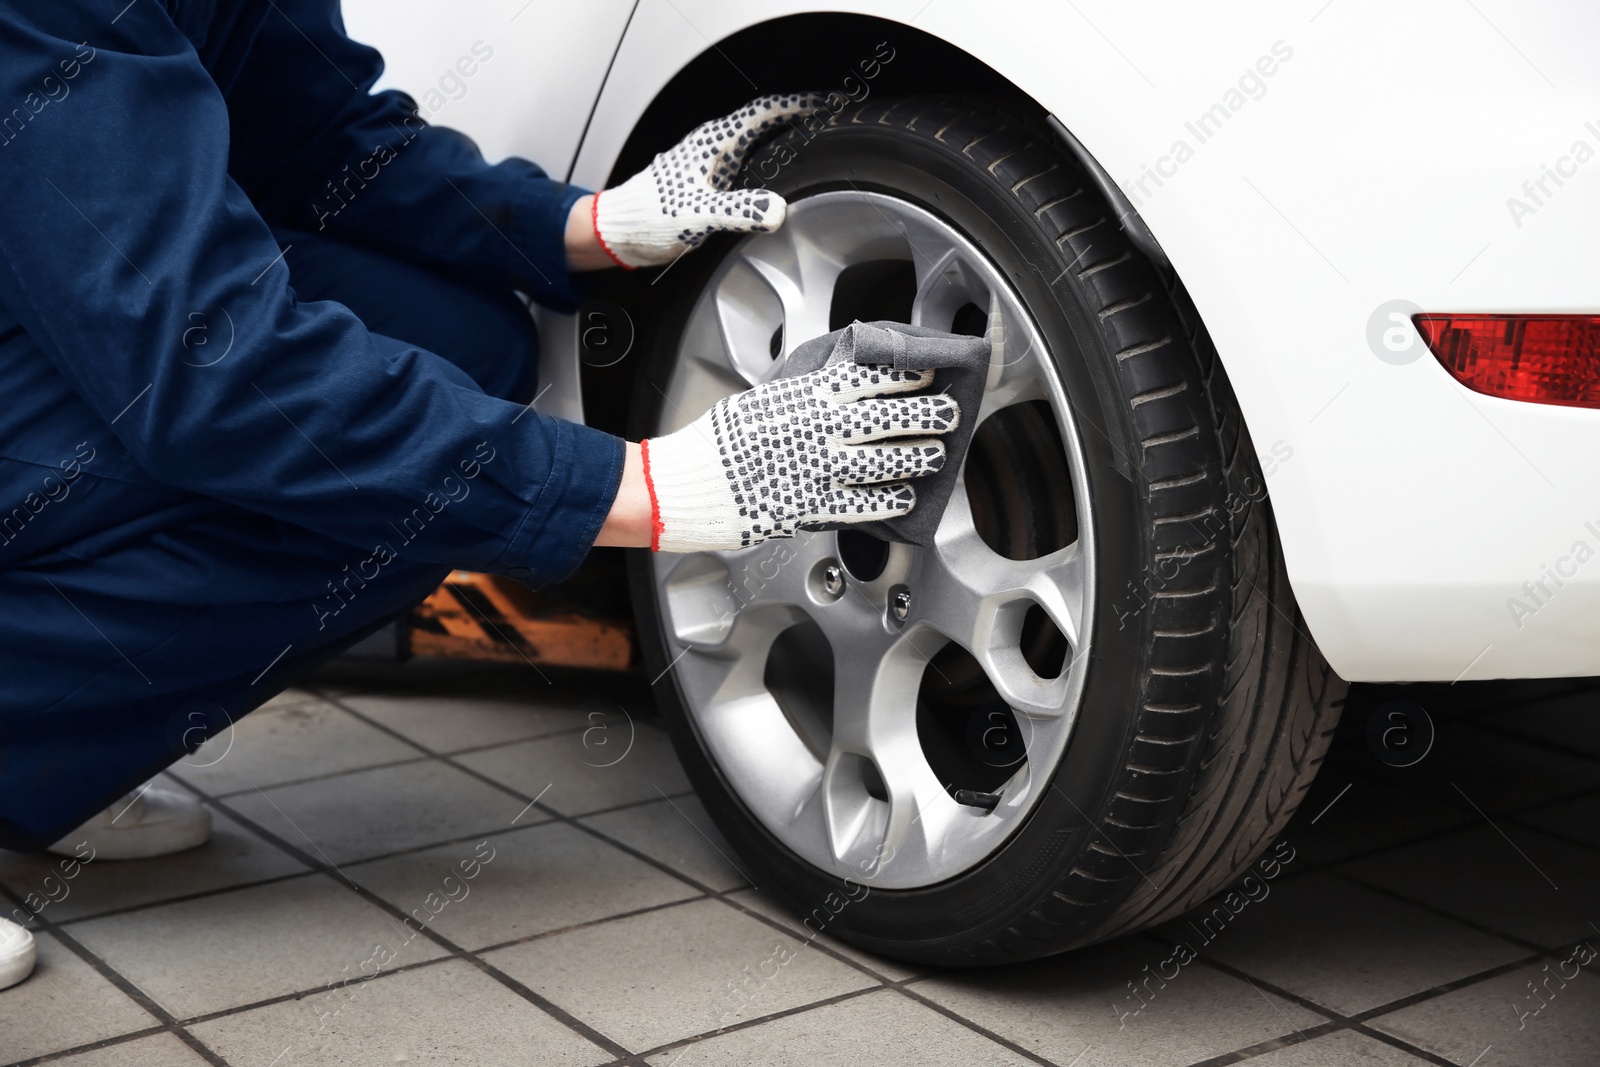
top-left (594, 440), bottom-right (654, 547)
top-left (565, 194), bottom-right (617, 272)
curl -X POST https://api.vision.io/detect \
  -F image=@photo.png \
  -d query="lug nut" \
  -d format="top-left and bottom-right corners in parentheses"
top-left (822, 563), bottom-right (845, 599)
top-left (891, 589), bottom-right (912, 622)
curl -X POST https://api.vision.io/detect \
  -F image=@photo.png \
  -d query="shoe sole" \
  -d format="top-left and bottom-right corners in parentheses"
top-left (0, 938), bottom-right (37, 992)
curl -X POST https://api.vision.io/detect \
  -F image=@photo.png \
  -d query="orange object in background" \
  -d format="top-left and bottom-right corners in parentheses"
top-left (408, 571), bottom-right (632, 671)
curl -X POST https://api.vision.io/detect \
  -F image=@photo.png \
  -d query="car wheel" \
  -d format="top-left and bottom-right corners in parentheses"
top-left (626, 96), bottom-right (1346, 964)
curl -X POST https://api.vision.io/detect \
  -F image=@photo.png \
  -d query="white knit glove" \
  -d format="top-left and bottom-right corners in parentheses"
top-left (642, 361), bottom-right (960, 553)
top-left (592, 93), bottom-right (824, 268)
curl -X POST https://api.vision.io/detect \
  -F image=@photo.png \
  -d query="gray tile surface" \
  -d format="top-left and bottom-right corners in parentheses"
top-left (1477, 688), bottom-right (1600, 758)
top-left (335, 688), bottom-right (590, 754)
top-left (1339, 824), bottom-right (1600, 947)
top-left (1188, 872), bottom-right (1528, 1015)
top-left (221, 758), bottom-right (533, 864)
top-left (169, 698), bottom-right (423, 795)
top-left (190, 958), bottom-right (612, 1067)
top-left (914, 936), bottom-right (1325, 1067)
top-left (0, 810), bottom-right (306, 925)
top-left (483, 897), bottom-right (877, 1051)
top-left (1523, 790), bottom-right (1600, 849)
top-left (39, 1032), bottom-right (213, 1067)
top-left (646, 988), bottom-right (1037, 1066)
top-left (1239, 1029), bottom-right (1436, 1066)
top-left (1365, 723), bottom-right (1600, 816)
top-left (1369, 963), bottom-right (1600, 1065)
top-left (581, 793), bottom-right (755, 893)
top-left (1287, 776), bottom-right (1474, 865)
top-left (727, 887), bottom-right (923, 983)
top-left (457, 720), bottom-right (692, 816)
top-left (348, 821), bottom-right (700, 950)
top-left (0, 931), bottom-right (157, 1063)
top-left (6, 668), bottom-right (1598, 1067)
top-left (67, 873), bottom-right (447, 1019)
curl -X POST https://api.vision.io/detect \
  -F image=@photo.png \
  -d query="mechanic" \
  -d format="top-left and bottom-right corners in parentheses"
top-left (0, 2), bottom-right (961, 991)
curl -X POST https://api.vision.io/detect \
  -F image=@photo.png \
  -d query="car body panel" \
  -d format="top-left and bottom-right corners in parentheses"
top-left (342, 0), bottom-right (1600, 682)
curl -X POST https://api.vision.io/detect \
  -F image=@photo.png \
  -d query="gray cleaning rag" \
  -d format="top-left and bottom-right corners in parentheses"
top-left (779, 319), bottom-right (990, 546)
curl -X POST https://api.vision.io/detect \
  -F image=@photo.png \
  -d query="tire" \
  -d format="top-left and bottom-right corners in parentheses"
top-left (626, 96), bottom-right (1346, 964)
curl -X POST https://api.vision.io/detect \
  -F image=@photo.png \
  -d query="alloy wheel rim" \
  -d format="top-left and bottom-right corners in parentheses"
top-left (649, 191), bottom-right (1096, 889)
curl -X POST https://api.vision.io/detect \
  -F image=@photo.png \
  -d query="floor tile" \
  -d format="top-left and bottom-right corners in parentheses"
top-left (914, 935), bottom-right (1324, 1067)
top-left (646, 988), bottom-right (1034, 1066)
top-left (221, 759), bottom-right (530, 864)
top-left (1287, 774), bottom-right (1474, 865)
top-left (38, 1032), bottom-right (213, 1067)
top-left (348, 821), bottom-right (700, 951)
top-left (257, 686), bottom-right (321, 712)
top-left (456, 721), bottom-right (691, 817)
top-left (1234, 1029), bottom-right (1435, 1066)
top-left (39, 1031), bottom-right (215, 1067)
top-left (67, 873), bottom-right (446, 1019)
top-left (0, 810), bottom-right (306, 925)
top-left (483, 897), bottom-right (877, 1051)
top-left (1477, 687), bottom-right (1600, 759)
top-left (169, 698), bottom-right (423, 796)
top-left (1361, 723), bottom-right (1600, 817)
top-left (190, 958), bottom-right (611, 1067)
top-left (1339, 825), bottom-right (1600, 947)
top-left (1522, 791), bottom-right (1600, 850)
top-left (335, 687), bottom-right (590, 754)
top-left (726, 887), bottom-right (922, 983)
top-left (1182, 872), bottom-right (1528, 1015)
top-left (581, 793), bottom-right (755, 893)
top-left (0, 931), bottom-right (157, 1063)
top-left (1370, 962), bottom-right (1600, 1065)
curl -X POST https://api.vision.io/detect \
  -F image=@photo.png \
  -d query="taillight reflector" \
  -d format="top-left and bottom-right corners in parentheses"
top-left (1414, 315), bottom-right (1600, 409)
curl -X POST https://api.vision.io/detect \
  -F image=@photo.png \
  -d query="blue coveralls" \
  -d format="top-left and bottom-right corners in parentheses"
top-left (0, 1), bottom-right (626, 849)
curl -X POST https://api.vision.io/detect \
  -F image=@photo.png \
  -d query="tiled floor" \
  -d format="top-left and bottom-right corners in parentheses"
top-left (3, 664), bottom-right (1598, 1066)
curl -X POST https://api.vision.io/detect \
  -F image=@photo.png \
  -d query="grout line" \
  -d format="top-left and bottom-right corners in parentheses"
top-left (0, 882), bottom-right (232, 1067)
top-left (160, 779), bottom-right (648, 1066)
top-left (891, 984), bottom-right (1066, 1067)
top-left (0, 1025), bottom-right (171, 1067)
top-left (1324, 865), bottom-right (1590, 959)
top-left (198, 753), bottom-right (433, 798)
top-left (1284, 774), bottom-right (1600, 873)
top-left (1176, 1019), bottom-right (1347, 1067)
top-left (175, 952), bottom-right (454, 1027)
top-left (1170, 932), bottom-right (1533, 1064)
top-left (468, 895), bottom-right (710, 957)
top-left (633, 985), bottom-right (888, 1059)
top-left (20, 676), bottom-right (1591, 1067)
top-left (306, 691), bottom-right (986, 1053)
top-left (45, 869), bottom-right (316, 930)
top-left (307, 683), bottom-right (1600, 1065)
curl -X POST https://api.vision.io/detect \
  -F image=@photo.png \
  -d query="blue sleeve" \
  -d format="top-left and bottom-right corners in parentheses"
top-left (225, 0), bottom-right (588, 311)
top-left (0, 4), bottom-right (623, 586)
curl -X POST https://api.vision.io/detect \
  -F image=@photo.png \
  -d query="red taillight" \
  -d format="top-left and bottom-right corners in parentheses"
top-left (1414, 314), bottom-right (1600, 409)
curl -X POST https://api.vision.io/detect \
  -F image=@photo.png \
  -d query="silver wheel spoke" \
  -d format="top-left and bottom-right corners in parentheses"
top-left (739, 228), bottom-right (843, 366)
top-left (978, 298), bottom-right (1049, 417)
top-left (650, 192), bottom-right (1095, 889)
top-left (821, 643), bottom-right (952, 876)
top-left (914, 488), bottom-right (1085, 719)
top-left (661, 532), bottom-right (834, 650)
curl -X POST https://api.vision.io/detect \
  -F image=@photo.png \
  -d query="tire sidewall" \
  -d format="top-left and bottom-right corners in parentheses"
top-left (629, 117), bottom-right (1169, 962)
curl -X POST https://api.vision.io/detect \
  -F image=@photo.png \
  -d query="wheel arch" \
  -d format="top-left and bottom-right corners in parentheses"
top-left (581, 11), bottom-right (1303, 613)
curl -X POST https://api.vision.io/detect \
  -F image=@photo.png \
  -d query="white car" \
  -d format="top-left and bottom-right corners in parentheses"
top-left (347, 0), bottom-right (1598, 964)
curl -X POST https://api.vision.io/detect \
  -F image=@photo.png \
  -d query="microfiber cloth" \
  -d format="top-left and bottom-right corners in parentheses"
top-left (779, 319), bottom-right (991, 546)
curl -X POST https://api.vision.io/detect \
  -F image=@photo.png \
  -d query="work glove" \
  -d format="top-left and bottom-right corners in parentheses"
top-left (641, 359), bottom-right (961, 553)
top-left (591, 93), bottom-right (824, 268)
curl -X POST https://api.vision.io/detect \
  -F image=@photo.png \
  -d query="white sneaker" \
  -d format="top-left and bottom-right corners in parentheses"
top-left (48, 783), bottom-right (212, 861)
top-left (0, 917), bottom-right (35, 991)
